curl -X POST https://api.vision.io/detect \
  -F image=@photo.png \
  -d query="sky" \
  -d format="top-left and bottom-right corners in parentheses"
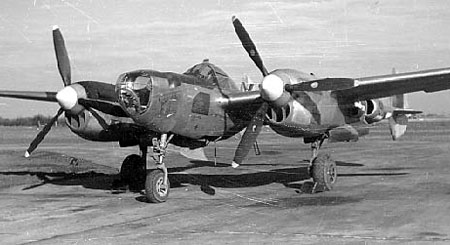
top-left (1, 0), bottom-right (450, 118)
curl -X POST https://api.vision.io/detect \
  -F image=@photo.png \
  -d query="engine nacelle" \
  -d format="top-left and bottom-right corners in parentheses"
top-left (362, 99), bottom-right (387, 124)
top-left (65, 109), bottom-right (122, 142)
top-left (266, 100), bottom-right (319, 138)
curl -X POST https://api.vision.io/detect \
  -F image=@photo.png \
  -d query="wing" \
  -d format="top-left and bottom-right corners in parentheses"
top-left (222, 67), bottom-right (450, 107)
top-left (0, 91), bottom-right (57, 102)
top-left (333, 67), bottom-right (450, 101)
top-left (0, 90), bottom-right (128, 118)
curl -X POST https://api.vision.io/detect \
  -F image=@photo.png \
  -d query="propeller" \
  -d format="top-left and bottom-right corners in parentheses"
top-left (25, 26), bottom-right (75, 157)
top-left (231, 16), bottom-right (272, 167)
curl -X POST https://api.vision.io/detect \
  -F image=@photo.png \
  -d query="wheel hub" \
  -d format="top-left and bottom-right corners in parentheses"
top-left (155, 177), bottom-right (168, 196)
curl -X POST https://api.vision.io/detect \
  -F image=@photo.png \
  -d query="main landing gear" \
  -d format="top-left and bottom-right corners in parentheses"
top-left (118, 133), bottom-right (173, 203)
top-left (308, 136), bottom-right (337, 193)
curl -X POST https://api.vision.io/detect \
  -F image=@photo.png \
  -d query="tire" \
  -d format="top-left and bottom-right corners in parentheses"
top-left (311, 153), bottom-right (337, 192)
top-left (145, 169), bottom-right (170, 203)
top-left (120, 154), bottom-right (145, 191)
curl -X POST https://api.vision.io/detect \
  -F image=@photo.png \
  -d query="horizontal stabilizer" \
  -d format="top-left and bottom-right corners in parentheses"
top-left (393, 108), bottom-right (422, 115)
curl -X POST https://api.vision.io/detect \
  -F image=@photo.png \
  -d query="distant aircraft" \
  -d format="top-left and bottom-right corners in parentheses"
top-left (2, 16), bottom-right (450, 203)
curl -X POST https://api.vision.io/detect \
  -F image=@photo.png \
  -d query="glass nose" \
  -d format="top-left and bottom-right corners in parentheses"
top-left (116, 74), bottom-right (152, 115)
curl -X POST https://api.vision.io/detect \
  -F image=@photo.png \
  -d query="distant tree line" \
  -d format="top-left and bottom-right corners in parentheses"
top-left (0, 115), bottom-right (66, 127)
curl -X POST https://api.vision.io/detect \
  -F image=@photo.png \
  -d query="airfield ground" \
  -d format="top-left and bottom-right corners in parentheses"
top-left (0, 120), bottom-right (450, 244)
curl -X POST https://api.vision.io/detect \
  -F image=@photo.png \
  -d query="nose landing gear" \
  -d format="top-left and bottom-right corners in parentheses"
top-left (145, 134), bottom-right (173, 203)
top-left (117, 133), bottom-right (173, 203)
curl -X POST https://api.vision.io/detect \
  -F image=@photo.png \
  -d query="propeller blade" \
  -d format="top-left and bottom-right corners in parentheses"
top-left (25, 108), bottom-right (64, 157)
top-left (232, 16), bottom-right (269, 76)
top-left (53, 26), bottom-right (71, 86)
top-left (232, 102), bottom-right (268, 167)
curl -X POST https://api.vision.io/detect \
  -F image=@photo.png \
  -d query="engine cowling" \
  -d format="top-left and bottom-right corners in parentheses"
top-left (65, 109), bottom-right (122, 142)
top-left (362, 99), bottom-right (386, 124)
top-left (260, 69), bottom-right (317, 108)
top-left (266, 104), bottom-right (291, 123)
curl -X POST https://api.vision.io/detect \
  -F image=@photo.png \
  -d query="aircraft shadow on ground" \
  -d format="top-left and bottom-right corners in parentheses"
top-left (169, 167), bottom-right (311, 189)
top-left (0, 171), bottom-right (119, 191)
top-left (0, 166), bottom-right (312, 192)
top-left (0, 159), bottom-right (408, 195)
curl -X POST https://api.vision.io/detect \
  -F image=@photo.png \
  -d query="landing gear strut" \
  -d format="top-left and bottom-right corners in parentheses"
top-left (145, 133), bottom-right (173, 203)
top-left (308, 135), bottom-right (337, 193)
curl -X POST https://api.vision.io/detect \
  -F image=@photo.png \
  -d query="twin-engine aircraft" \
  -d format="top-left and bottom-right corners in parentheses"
top-left (2, 17), bottom-right (450, 203)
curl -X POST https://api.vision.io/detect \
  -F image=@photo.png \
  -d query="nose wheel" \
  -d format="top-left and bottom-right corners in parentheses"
top-left (145, 169), bottom-right (170, 203)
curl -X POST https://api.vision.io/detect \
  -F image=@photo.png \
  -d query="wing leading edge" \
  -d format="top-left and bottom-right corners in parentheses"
top-left (333, 67), bottom-right (450, 102)
top-left (0, 91), bottom-right (57, 102)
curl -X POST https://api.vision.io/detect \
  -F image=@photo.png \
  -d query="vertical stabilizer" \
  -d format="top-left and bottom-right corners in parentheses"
top-left (388, 68), bottom-right (413, 140)
top-left (389, 113), bottom-right (408, 140)
top-left (389, 93), bottom-right (409, 140)
top-left (241, 74), bottom-right (257, 92)
top-left (390, 68), bottom-right (405, 109)
top-left (392, 94), bottom-right (404, 108)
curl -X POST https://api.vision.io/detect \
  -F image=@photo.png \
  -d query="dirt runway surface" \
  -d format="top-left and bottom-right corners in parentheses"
top-left (0, 122), bottom-right (450, 244)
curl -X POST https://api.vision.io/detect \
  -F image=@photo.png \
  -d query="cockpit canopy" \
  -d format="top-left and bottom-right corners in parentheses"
top-left (116, 72), bottom-right (152, 115)
top-left (184, 59), bottom-right (238, 91)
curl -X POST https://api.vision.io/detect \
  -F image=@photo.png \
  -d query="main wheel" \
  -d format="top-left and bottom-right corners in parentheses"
top-left (311, 153), bottom-right (337, 192)
top-left (120, 154), bottom-right (145, 191)
top-left (145, 169), bottom-right (170, 203)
